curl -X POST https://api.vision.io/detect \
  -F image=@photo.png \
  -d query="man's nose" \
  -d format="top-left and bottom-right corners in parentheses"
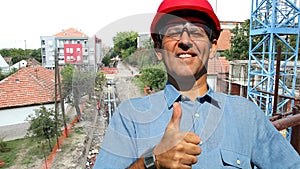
top-left (178, 30), bottom-right (193, 50)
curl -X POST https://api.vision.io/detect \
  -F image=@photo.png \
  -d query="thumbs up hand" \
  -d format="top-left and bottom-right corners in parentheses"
top-left (153, 102), bottom-right (201, 169)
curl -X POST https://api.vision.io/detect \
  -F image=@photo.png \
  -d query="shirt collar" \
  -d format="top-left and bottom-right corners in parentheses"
top-left (164, 81), bottom-right (217, 108)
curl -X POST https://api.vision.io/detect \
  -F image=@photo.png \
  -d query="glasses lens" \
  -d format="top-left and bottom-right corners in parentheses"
top-left (160, 22), bottom-right (212, 41)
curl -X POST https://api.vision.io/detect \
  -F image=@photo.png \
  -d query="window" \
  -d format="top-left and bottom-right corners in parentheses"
top-left (70, 48), bottom-right (73, 53)
top-left (66, 48), bottom-right (70, 53)
top-left (77, 56), bottom-right (81, 61)
top-left (48, 40), bottom-right (53, 46)
top-left (77, 48), bottom-right (81, 52)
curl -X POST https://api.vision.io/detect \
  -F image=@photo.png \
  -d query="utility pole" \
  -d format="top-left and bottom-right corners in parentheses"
top-left (57, 55), bottom-right (68, 137)
top-left (54, 51), bottom-right (60, 150)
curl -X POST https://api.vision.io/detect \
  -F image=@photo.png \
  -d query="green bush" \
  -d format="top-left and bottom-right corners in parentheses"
top-left (0, 138), bottom-right (10, 153)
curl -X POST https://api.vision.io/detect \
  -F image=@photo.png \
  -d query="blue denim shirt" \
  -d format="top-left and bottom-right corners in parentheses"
top-left (94, 83), bottom-right (300, 169)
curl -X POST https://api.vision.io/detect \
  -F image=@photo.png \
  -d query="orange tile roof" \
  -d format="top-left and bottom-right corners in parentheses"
top-left (207, 56), bottom-right (230, 74)
top-left (53, 28), bottom-right (88, 38)
top-left (0, 66), bottom-right (58, 109)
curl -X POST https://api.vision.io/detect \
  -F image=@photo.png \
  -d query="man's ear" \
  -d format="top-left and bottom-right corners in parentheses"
top-left (155, 48), bottom-right (163, 61)
top-left (209, 39), bottom-right (218, 59)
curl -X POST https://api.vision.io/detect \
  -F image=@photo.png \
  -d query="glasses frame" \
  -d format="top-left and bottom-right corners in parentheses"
top-left (159, 22), bottom-right (213, 43)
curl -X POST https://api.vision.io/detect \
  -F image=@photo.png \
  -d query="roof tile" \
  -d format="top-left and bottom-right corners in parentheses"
top-left (0, 66), bottom-right (59, 109)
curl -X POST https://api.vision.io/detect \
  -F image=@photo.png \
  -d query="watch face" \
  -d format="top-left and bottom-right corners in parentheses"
top-left (145, 156), bottom-right (155, 168)
top-left (144, 147), bottom-right (156, 169)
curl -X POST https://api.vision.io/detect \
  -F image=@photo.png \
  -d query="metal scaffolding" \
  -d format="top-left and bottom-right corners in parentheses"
top-left (247, 0), bottom-right (300, 116)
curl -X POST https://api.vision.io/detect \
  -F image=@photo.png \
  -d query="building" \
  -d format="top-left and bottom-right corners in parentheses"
top-left (0, 66), bottom-right (58, 140)
top-left (218, 21), bottom-right (243, 51)
top-left (40, 28), bottom-right (102, 71)
top-left (0, 54), bottom-right (9, 73)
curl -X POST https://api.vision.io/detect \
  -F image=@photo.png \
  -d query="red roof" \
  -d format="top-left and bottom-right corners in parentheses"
top-left (0, 66), bottom-right (57, 109)
top-left (53, 28), bottom-right (88, 38)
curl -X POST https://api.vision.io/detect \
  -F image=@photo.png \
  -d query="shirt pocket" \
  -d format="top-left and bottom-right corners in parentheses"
top-left (220, 149), bottom-right (252, 169)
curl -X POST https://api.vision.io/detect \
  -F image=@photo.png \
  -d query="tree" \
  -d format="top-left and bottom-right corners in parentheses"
top-left (61, 63), bottom-right (106, 120)
top-left (26, 106), bottom-right (62, 151)
top-left (60, 63), bottom-right (74, 102)
top-left (0, 68), bottom-right (18, 81)
top-left (113, 31), bottom-right (139, 59)
top-left (101, 55), bottom-right (112, 67)
top-left (222, 19), bottom-right (250, 60)
top-left (95, 71), bottom-right (106, 91)
top-left (139, 67), bottom-right (166, 91)
top-left (0, 48), bottom-right (41, 64)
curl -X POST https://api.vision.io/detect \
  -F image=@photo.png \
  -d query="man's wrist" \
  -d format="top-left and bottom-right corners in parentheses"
top-left (144, 146), bottom-right (157, 169)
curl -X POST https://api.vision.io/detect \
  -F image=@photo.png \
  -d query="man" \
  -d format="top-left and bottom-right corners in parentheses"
top-left (94, 0), bottom-right (300, 168)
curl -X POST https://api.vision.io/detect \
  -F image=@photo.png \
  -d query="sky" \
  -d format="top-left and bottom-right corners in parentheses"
top-left (0, 0), bottom-right (252, 49)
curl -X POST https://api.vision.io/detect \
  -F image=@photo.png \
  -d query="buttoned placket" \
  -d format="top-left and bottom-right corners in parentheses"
top-left (181, 95), bottom-right (204, 145)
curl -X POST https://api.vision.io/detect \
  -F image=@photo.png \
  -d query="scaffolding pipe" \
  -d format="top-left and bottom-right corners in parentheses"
top-left (272, 113), bottom-right (300, 131)
top-left (272, 46), bottom-right (281, 116)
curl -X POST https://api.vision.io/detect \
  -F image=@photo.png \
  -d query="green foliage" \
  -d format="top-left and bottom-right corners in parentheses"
top-left (26, 106), bottom-right (61, 140)
top-left (112, 31), bottom-right (139, 59)
top-left (95, 71), bottom-right (106, 91)
top-left (0, 68), bottom-right (18, 81)
top-left (222, 19), bottom-right (250, 61)
top-left (0, 137), bottom-right (10, 153)
top-left (61, 63), bottom-right (106, 102)
top-left (101, 55), bottom-right (112, 67)
top-left (139, 66), bottom-right (166, 91)
top-left (0, 136), bottom-right (53, 168)
top-left (123, 48), bottom-right (158, 70)
top-left (0, 48), bottom-right (41, 64)
top-left (61, 63), bottom-right (75, 101)
top-left (0, 139), bottom-right (23, 168)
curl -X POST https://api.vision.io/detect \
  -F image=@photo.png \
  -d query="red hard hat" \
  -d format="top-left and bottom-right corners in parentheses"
top-left (151, 0), bottom-right (221, 42)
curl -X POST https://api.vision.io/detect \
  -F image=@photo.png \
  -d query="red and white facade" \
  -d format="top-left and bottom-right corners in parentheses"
top-left (64, 44), bottom-right (83, 64)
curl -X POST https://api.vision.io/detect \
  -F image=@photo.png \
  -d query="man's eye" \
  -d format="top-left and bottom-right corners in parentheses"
top-left (190, 31), bottom-right (205, 37)
top-left (167, 30), bottom-right (181, 37)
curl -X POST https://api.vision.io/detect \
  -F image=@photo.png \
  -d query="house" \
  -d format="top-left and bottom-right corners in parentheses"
top-left (10, 60), bottom-right (27, 70)
top-left (0, 54), bottom-right (9, 73)
top-left (0, 65), bottom-right (58, 140)
top-left (207, 56), bottom-right (230, 93)
top-left (3, 57), bottom-right (13, 66)
top-left (26, 58), bottom-right (41, 67)
top-left (0, 65), bottom-right (57, 109)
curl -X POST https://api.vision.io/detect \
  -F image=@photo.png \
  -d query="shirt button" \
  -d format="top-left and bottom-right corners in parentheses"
top-left (236, 159), bottom-right (241, 165)
top-left (194, 113), bottom-right (200, 118)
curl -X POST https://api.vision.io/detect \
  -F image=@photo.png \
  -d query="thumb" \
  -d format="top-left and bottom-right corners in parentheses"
top-left (167, 102), bottom-right (182, 131)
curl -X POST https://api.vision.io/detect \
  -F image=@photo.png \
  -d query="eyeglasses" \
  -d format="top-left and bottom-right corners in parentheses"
top-left (159, 22), bottom-right (212, 42)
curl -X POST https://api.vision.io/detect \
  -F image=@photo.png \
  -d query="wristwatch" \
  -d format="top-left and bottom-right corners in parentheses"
top-left (144, 147), bottom-right (156, 169)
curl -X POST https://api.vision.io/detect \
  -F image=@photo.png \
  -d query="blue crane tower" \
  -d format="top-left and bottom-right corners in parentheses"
top-left (247, 0), bottom-right (300, 117)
